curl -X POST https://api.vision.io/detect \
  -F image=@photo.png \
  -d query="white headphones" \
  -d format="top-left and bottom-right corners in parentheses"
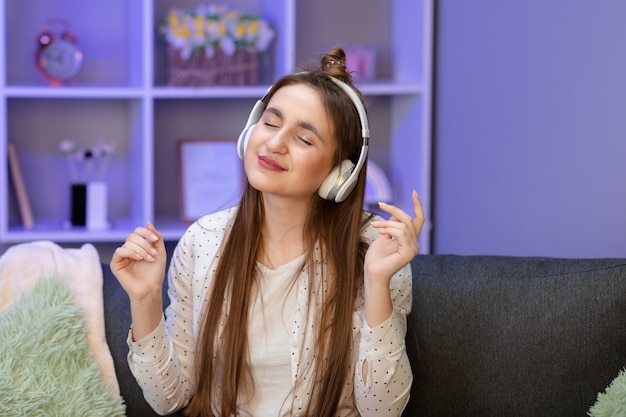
top-left (237, 76), bottom-right (369, 203)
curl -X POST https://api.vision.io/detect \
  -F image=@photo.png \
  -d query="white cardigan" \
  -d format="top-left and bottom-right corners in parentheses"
top-left (127, 207), bottom-right (413, 416)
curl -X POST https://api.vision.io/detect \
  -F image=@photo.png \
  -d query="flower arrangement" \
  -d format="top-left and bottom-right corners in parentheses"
top-left (160, 3), bottom-right (275, 61)
top-left (58, 138), bottom-right (116, 183)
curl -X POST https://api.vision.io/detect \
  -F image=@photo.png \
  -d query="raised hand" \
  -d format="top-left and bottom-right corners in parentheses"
top-left (110, 221), bottom-right (167, 302)
top-left (365, 190), bottom-right (425, 285)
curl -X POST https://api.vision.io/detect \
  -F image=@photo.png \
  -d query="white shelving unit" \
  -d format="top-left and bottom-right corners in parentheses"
top-left (0, 0), bottom-right (433, 252)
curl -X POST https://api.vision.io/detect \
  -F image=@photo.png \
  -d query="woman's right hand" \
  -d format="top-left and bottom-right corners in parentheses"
top-left (111, 221), bottom-right (167, 302)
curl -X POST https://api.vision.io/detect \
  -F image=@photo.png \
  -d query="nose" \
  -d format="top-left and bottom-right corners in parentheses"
top-left (265, 129), bottom-right (288, 154)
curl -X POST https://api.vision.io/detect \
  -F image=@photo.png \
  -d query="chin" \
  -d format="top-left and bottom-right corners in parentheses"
top-left (246, 173), bottom-right (271, 193)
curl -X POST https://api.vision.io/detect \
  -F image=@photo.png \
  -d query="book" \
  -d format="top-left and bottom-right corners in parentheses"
top-left (7, 142), bottom-right (35, 230)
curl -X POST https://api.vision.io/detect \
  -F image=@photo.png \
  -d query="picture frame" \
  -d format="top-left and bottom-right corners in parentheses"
top-left (178, 139), bottom-right (244, 223)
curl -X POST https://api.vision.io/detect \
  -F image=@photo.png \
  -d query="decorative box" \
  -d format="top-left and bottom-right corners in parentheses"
top-left (167, 47), bottom-right (259, 87)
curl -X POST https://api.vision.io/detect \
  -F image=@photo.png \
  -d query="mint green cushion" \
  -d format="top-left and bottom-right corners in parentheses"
top-left (0, 277), bottom-right (125, 416)
top-left (589, 369), bottom-right (626, 417)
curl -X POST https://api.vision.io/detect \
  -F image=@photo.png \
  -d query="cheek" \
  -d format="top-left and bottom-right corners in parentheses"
top-left (243, 149), bottom-right (257, 179)
top-left (302, 153), bottom-right (335, 184)
top-left (244, 125), bottom-right (261, 153)
top-left (242, 127), bottom-right (264, 164)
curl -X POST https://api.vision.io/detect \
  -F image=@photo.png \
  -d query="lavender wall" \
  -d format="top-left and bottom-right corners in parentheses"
top-left (433, 1), bottom-right (626, 257)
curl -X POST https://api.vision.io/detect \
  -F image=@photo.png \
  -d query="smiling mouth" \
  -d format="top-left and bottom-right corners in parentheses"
top-left (258, 155), bottom-right (286, 171)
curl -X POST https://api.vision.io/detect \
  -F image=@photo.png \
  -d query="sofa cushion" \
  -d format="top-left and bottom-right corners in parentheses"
top-left (0, 277), bottom-right (125, 416)
top-left (407, 255), bottom-right (626, 417)
top-left (588, 367), bottom-right (626, 416)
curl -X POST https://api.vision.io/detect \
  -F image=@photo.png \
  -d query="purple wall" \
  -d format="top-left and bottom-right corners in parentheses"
top-left (434, 1), bottom-right (626, 257)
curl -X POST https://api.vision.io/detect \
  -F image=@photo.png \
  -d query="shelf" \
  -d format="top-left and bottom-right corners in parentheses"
top-left (4, 0), bottom-right (145, 88)
top-left (358, 81), bottom-right (425, 96)
top-left (151, 85), bottom-right (272, 99)
top-left (151, 81), bottom-right (426, 99)
top-left (2, 219), bottom-right (142, 243)
top-left (1, 0), bottom-right (433, 253)
top-left (3, 86), bottom-right (147, 99)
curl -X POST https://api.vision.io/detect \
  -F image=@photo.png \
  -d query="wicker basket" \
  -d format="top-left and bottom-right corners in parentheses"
top-left (167, 47), bottom-right (259, 87)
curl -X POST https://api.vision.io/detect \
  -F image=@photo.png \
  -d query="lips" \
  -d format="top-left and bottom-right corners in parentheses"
top-left (258, 155), bottom-right (286, 172)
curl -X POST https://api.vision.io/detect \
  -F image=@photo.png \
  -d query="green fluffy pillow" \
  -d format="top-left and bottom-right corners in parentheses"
top-left (589, 369), bottom-right (626, 417)
top-left (0, 277), bottom-right (125, 416)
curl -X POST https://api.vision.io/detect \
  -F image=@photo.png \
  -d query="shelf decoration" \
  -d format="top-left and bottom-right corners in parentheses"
top-left (343, 45), bottom-right (377, 81)
top-left (58, 138), bottom-right (115, 230)
top-left (178, 139), bottom-right (244, 223)
top-left (35, 18), bottom-right (83, 86)
top-left (7, 143), bottom-right (35, 230)
top-left (160, 3), bottom-right (275, 87)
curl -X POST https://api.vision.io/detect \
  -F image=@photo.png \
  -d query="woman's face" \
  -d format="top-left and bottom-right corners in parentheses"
top-left (244, 83), bottom-right (337, 202)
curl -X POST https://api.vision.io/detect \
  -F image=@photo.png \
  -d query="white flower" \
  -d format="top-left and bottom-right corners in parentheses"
top-left (248, 19), bottom-right (275, 52)
top-left (219, 36), bottom-right (236, 56)
top-left (97, 138), bottom-right (116, 156)
top-left (59, 139), bottom-right (77, 154)
top-left (58, 138), bottom-right (116, 183)
top-left (160, 3), bottom-right (274, 58)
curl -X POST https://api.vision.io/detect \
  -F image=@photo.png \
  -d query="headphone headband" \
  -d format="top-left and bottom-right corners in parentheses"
top-left (328, 76), bottom-right (370, 147)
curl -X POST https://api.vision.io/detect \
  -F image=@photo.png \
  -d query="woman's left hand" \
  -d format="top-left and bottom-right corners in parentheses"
top-left (364, 190), bottom-right (425, 285)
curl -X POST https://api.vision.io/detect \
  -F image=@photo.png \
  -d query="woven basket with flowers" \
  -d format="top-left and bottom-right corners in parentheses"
top-left (160, 4), bottom-right (275, 87)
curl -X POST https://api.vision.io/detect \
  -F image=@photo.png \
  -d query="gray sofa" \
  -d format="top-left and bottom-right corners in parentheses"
top-left (103, 255), bottom-right (626, 416)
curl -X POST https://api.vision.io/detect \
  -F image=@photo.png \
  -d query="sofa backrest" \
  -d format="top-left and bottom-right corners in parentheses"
top-left (104, 255), bottom-right (626, 417)
top-left (405, 255), bottom-right (626, 417)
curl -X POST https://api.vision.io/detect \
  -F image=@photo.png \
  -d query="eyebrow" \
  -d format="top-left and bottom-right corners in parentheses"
top-left (265, 107), bottom-right (324, 141)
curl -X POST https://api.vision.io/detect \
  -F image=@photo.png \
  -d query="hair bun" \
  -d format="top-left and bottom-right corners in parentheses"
top-left (321, 47), bottom-right (352, 83)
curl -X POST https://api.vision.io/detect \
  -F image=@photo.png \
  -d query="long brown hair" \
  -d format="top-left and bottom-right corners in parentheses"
top-left (186, 47), bottom-right (370, 417)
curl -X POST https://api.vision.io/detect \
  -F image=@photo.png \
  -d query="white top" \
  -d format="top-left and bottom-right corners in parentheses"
top-left (127, 207), bottom-right (413, 417)
top-left (244, 255), bottom-right (303, 416)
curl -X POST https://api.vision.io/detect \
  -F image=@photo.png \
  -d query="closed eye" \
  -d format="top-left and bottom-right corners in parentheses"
top-left (297, 136), bottom-right (312, 146)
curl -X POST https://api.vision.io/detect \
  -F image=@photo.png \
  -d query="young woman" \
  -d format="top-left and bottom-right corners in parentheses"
top-left (111, 47), bottom-right (424, 417)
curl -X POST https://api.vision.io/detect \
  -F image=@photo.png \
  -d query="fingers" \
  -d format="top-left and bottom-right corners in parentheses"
top-left (146, 221), bottom-right (163, 243)
top-left (411, 190), bottom-right (425, 233)
top-left (376, 190), bottom-right (425, 240)
top-left (116, 222), bottom-right (162, 263)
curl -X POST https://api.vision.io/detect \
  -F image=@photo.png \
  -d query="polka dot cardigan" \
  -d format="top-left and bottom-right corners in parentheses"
top-left (127, 207), bottom-right (413, 416)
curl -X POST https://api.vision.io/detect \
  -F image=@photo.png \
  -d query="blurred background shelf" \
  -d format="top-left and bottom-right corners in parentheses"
top-left (0, 0), bottom-right (433, 255)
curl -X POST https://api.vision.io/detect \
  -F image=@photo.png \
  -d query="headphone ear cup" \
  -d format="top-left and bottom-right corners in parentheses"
top-left (237, 123), bottom-right (255, 160)
top-left (237, 97), bottom-right (267, 160)
top-left (318, 159), bottom-right (356, 202)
